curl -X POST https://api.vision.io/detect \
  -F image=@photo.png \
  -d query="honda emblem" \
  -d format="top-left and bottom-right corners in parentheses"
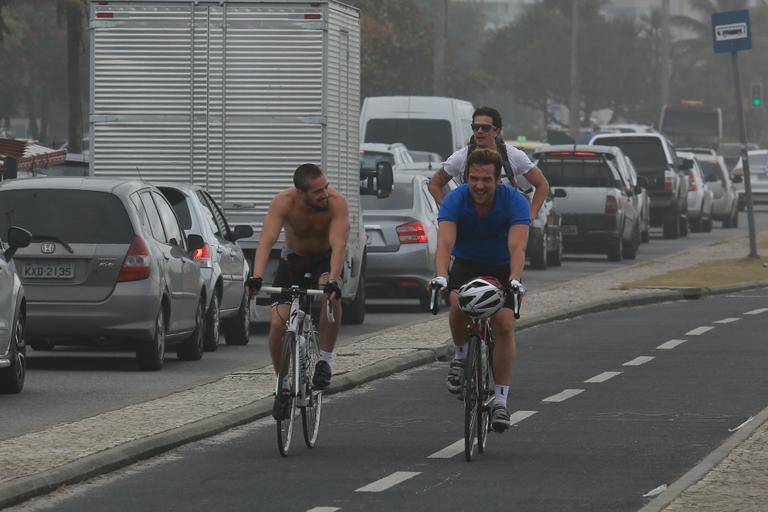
top-left (41, 242), bottom-right (56, 254)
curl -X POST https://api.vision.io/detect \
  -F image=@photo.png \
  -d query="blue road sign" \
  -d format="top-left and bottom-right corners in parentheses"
top-left (712, 10), bottom-right (752, 53)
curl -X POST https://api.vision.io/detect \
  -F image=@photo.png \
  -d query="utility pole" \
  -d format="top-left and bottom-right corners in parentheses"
top-left (432, 0), bottom-right (448, 96)
top-left (569, 0), bottom-right (580, 142)
top-left (660, 0), bottom-right (671, 108)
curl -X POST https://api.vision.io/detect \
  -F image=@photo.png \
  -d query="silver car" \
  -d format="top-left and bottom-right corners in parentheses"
top-left (732, 150), bottom-right (768, 210)
top-left (157, 183), bottom-right (253, 351)
top-left (0, 226), bottom-right (31, 393)
top-left (362, 172), bottom-right (442, 311)
top-left (0, 178), bottom-right (208, 371)
top-left (677, 152), bottom-right (714, 233)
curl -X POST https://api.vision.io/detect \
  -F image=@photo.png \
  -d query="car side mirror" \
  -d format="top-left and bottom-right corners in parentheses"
top-left (360, 161), bottom-right (394, 198)
top-left (229, 224), bottom-right (254, 242)
top-left (187, 234), bottom-right (205, 254)
top-left (552, 188), bottom-right (567, 198)
top-left (4, 226), bottom-right (32, 261)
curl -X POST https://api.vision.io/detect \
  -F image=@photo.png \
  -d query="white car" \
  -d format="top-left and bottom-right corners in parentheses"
top-left (0, 227), bottom-right (32, 393)
top-left (678, 152), bottom-right (714, 232)
top-left (732, 150), bottom-right (768, 210)
top-left (360, 142), bottom-right (414, 171)
top-left (696, 155), bottom-right (739, 228)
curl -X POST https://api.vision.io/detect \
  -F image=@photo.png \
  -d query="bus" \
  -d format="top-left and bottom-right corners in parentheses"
top-left (659, 100), bottom-right (722, 150)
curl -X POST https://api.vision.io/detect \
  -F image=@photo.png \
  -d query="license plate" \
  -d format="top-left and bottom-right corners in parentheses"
top-left (22, 262), bottom-right (75, 279)
top-left (561, 225), bottom-right (578, 236)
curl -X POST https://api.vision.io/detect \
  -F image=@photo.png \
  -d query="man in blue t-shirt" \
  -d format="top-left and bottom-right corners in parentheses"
top-left (431, 148), bottom-right (530, 432)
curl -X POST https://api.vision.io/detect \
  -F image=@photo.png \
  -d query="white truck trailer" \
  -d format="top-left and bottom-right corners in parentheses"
top-left (89, 0), bottom-right (374, 323)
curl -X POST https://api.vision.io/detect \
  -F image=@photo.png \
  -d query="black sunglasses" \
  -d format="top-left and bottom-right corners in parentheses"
top-left (471, 123), bottom-right (495, 132)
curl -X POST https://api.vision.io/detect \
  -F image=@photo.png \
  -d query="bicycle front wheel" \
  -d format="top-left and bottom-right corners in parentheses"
top-left (477, 341), bottom-right (491, 454)
top-left (276, 331), bottom-right (297, 456)
top-left (464, 335), bottom-right (480, 461)
top-left (302, 327), bottom-right (323, 448)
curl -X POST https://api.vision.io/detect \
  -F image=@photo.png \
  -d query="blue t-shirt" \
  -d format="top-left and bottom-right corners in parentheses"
top-left (438, 184), bottom-right (530, 265)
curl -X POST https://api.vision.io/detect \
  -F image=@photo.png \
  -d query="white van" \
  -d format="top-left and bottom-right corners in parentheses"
top-left (359, 96), bottom-right (474, 161)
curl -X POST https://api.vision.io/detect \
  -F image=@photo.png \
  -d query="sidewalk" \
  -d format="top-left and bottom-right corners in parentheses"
top-left (1, 233), bottom-right (767, 510)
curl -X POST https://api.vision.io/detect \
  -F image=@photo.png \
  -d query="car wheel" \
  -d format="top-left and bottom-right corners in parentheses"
top-left (663, 210), bottom-right (680, 239)
top-left (203, 294), bottom-right (220, 352)
top-left (622, 223), bottom-right (639, 260)
top-left (529, 229), bottom-right (547, 270)
top-left (731, 207), bottom-right (739, 228)
top-left (680, 214), bottom-right (689, 237)
top-left (342, 274), bottom-right (365, 325)
top-left (137, 308), bottom-right (165, 371)
top-left (0, 313), bottom-right (26, 394)
top-left (223, 290), bottom-right (250, 346)
top-left (607, 232), bottom-right (623, 261)
top-left (178, 297), bottom-right (205, 361)
top-left (546, 229), bottom-right (563, 267)
top-left (703, 214), bottom-right (713, 232)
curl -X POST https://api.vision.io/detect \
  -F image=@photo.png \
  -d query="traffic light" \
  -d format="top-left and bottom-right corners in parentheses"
top-left (750, 82), bottom-right (763, 108)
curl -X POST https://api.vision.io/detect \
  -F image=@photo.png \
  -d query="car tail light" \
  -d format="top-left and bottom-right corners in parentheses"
top-left (118, 236), bottom-right (151, 282)
top-left (605, 195), bottom-right (619, 215)
top-left (688, 170), bottom-right (698, 191)
top-left (549, 151), bottom-right (599, 157)
top-left (398, 280), bottom-right (420, 287)
top-left (396, 221), bottom-right (428, 244)
top-left (192, 243), bottom-right (212, 268)
top-left (664, 170), bottom-right (675, 192)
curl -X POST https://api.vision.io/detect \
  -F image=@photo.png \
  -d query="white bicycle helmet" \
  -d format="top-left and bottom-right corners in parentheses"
top-left (457, 276), bottom-right (505, 319)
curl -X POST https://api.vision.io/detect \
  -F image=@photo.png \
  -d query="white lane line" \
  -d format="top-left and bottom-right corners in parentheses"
top-left (657, 339), bottom-right (687, 350)
top-left (623, 356), bottom-right (654, 366)
top-left (542, 389), bottom-right (584, 403)
top-left (714, 317), bottom-right (741, 324)
top-left (686, 326), bottom-right (713, 336)
top-left (428, 411), bottom-right (537, 459)
top-left (584, 371), bottom-right (622, 383)
top-left (356, 472), bottom-right (421, 492)
top-left (745, 308), bottom-right (768, 315)
top-left (307, 508), bottom-right (341, 512)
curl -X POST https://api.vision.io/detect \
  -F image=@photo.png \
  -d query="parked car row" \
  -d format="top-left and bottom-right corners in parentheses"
top-left (0, 176), bottom-right (254, 388)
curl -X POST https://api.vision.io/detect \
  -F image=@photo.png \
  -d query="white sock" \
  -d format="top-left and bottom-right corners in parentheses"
top-left (453, 344), bottom-right (467, 361)
top-left (494, 385), bottom-right (509, 408)
top-left (319, 350), bottom-right (333, 364)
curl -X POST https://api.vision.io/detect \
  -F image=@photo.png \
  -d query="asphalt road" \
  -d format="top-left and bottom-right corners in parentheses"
top-left (12, 287), bottom-right (768, 512)
top-left (1, 209), bottom-right (766, 439)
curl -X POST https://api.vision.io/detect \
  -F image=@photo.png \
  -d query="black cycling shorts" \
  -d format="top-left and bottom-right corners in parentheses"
top-left (447, 257), bottom-right (509, 292)
top-left (271, 251), bottom-right (341, 305)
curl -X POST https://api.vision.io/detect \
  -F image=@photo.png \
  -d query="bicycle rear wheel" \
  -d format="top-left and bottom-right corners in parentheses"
top-left (276, 331), bottom-right (297, 456)
top-left (477, 341), bottom-right (491, 454)
top-left (464, 335), bottom-right (480, 461)
top-left (302, 327), bottom-right (323, 448)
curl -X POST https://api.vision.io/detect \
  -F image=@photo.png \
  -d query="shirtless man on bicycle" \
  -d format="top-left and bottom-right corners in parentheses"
top-left (430, 149), bottom-right (530, 432)
top-left (247, 164), bottom-right (349, 417)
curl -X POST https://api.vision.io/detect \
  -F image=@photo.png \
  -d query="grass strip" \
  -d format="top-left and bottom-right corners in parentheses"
top-left (620, 255), bottom-right (768, 289)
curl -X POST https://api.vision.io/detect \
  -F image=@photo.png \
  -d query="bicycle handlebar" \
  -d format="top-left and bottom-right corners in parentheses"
top-left (429, 282), bottom-right (522, 319)
top-left (509, 285), bottom-right (521, 320)
top-left (260, 286), bottom-right (334, 324)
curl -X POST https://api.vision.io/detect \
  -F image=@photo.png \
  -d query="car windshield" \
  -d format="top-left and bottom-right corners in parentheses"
top-left (698, 160), bottom-right (722, 182)
top-left (0, 189), bottom-right (133, 243)
top-left (592, 138), bottom-right (668, 170)
top-left (365, 119), bottom-right (452, 161)
top-left (361, 181), bottom-right (414, 210)
top-left (537, 158), bottom-right (617, 188)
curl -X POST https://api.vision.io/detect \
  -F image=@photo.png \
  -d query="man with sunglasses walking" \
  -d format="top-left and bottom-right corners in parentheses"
top-left (427, 106), bottom-right (549, 219)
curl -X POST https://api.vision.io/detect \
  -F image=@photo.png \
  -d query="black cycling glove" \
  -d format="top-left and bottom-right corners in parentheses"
top-left (246, 276), bottom-right (263, 297)
top-left (323, 280), bottom-right (342, 301)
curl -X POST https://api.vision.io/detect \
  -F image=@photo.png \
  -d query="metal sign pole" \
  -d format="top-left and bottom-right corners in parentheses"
top-left (731, 51), bottom-right (759, 258)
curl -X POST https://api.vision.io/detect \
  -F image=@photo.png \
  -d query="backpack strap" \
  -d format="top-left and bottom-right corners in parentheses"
top-left (497, 142), bottom-right (519, 190)
top-left (462, 144), bottom-right (476, 183)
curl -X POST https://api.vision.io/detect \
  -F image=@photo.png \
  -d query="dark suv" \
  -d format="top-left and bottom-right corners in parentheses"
top-left (589, 133), bottom-right (689, 239)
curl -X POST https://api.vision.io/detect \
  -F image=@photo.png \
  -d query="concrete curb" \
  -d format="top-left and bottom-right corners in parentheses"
top-left (0, 280), bottom-right (765, 509)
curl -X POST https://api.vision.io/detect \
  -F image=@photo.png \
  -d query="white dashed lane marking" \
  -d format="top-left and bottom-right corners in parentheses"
top-left (657, 339), bottom-right (687, 350)
top-left (307, 508), bottom-right (341, 512)
top-left (427, 411), bottom-right (537, 459)
top-left (584, 371), bottom-right (622, 383)
top-left (623, 356), bottom-right (654, 366)
top-left (745, 308), bottom-right (768, 315)
top-left (714, 317), bottom-right (741, 324)
top-left (686, 326), bottom-right (714, 336)
top-left (356, 472), bottom-right (421, 492)
top-left (542, 389), bottom-right (584, 403)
